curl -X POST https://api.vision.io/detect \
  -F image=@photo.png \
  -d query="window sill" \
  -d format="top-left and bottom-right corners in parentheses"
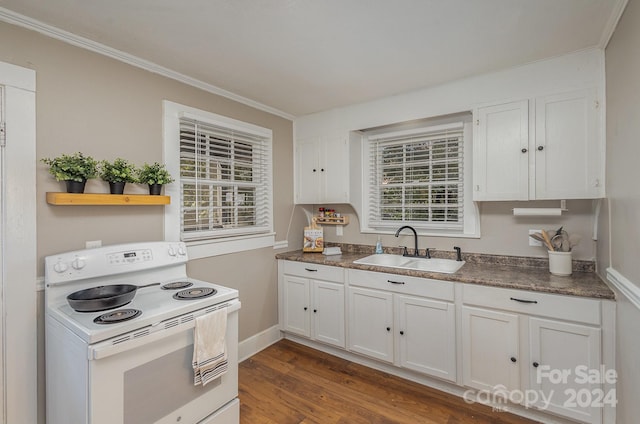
top-left (360, 226), bottom-right (480, 239)
top-left (186, 233), bottom-right (276, 260)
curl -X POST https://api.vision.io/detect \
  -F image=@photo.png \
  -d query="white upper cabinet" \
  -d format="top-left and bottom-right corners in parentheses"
top-left (295, 134), bottom-right (349, 204)
top-left (534, 89), bottom-right (602, 199)
top-left (473, 100), bottom-right (530, 200)
top-left (473, 88), bottom-right (604, 201)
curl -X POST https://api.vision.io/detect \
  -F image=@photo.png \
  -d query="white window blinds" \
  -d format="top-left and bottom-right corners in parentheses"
top-left (367, 122), bottom-right (464, 231)
top-left (179, 117), bottom-right (272, 241)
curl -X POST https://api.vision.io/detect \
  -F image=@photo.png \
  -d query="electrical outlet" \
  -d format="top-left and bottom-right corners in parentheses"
top-left (528, 230), bottom-right (542, 247)
top-left (86, 240), bottom-right (102, 249)
top-left (336, 226), bottom-right (343, 236)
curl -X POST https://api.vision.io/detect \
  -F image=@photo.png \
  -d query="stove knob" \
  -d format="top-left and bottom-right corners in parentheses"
top-left (71, 257), bottom-right (86, 270)
top-left (168, 246), bottom-right (177, 256)
top-left (178, 246), bottom-right (186, 256)
top-left (53, 261), bottom-right (68, 273)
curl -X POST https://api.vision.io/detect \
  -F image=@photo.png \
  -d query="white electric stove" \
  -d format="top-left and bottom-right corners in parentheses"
top-left (45, 241), bottom-right (241, 424)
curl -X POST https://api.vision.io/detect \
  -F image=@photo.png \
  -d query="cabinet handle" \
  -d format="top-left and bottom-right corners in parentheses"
top-left (510, 357), bottom-right (517, 363)
top-left (387, 279), bottom-right (405, 285)
top-left (400, 330), bottom-right (404, 335)
top-left (537, 146), bottom-right (544, 151)
top-left (304, 268), bottom-right (318, 272)
top-left (510, 297), bottom-right (538, 304)
top-left (321, 168), bottom-right (325, 172)
top-left (533, 362), bottom-right (540, 368)
top-left (313, 309), bottom-right (317, 313)
top-left (386, 327), bottom-right (391, 332)
top-left (521, 148), bottom-right (528, 153)
top-left (304, 307), bottom-right (308, 311)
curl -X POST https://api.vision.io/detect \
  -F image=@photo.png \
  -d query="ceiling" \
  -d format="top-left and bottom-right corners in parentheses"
top-left (0, 0), bottom-right (625, 117)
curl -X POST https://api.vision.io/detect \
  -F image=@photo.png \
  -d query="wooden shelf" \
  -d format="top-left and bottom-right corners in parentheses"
top-left (314, 216), bottom-right (349, 225)
top-left (46, 192), bottom-right (170, 206)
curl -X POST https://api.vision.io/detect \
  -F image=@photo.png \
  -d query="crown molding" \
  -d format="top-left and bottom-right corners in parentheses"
top-left (0, 7), bottom-right (295, 121)
top-left (599, 0), bottom-right (629, 49)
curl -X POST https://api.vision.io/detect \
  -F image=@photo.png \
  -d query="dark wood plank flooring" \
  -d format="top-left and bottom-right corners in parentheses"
top-left (238, 339), bottom-right (539, 424)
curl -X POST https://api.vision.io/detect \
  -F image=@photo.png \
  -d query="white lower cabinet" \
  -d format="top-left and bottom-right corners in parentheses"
top-left (461, 284), bottom-right (605, 424)
top-left (347, 287), bottom-right (393, 362)
top-left (278, 261), bottom-right (613, 424)
top-left (461, 306), bottom-right (520, 393)
top-left (347, 270), bottom-right (457, 382)
top-left (312, 281), bottom-right (346, 346)
top-left (528, 318), bottom-right (602, 424)
top-left (396, 295), bottom-right (456, 381)
top-left (280, 261), bottom-right (345, 348)
top-left (282, 275), bottom-right (311, 337)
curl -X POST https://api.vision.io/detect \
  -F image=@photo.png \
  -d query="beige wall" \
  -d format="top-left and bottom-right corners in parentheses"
top-left (601, 0), bottom-right (640, 422)
top-left (602, 0), bottom-right (640, 282)
top-left (1, 20), bottom-right (293, 423)
top-left (0, 20), bottom-right (293, 326)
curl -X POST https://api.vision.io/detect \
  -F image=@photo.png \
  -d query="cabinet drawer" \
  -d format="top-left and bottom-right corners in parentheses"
top-left (462, 284), bottom-right (600, 325)
top-left (283, 261), bottom-right (344, 283)
top-left (348, 269), bottom-right (454, 302)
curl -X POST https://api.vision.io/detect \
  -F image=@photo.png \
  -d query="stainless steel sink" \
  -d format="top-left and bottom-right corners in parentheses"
top-left (353, 254), bottom-right (465, 274)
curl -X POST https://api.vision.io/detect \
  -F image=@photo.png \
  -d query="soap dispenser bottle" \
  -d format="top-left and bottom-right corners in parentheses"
top-left (375, 236), bottom-right (383, 254)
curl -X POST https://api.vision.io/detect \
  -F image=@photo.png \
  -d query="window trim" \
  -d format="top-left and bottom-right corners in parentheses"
top-left (360, 118), bottom-right (480, 238)
top-left (163, 100), bottom-right (274, 259)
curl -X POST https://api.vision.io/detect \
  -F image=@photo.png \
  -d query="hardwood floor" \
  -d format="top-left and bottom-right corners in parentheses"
top-left (238, 339), bottom-right (539, 424)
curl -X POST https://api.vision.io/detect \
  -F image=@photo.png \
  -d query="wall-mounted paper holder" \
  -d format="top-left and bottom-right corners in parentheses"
top-left (513, 200), bottom-right (568, 217)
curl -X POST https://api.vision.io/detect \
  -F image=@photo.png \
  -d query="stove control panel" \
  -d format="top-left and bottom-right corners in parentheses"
top-left (45, 242), bottom-right (189, 285)
top-left (108, 249), bottom-right (153, 265)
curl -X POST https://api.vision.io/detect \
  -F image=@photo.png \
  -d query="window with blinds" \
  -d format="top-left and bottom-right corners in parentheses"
top-left (179, 117), bottom-right (272, 241)
top-left (366, 122), bottom-right (465, 231)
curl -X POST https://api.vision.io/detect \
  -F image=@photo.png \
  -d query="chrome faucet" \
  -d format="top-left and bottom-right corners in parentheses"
top-left (395, 225), bottom-right (419, 257)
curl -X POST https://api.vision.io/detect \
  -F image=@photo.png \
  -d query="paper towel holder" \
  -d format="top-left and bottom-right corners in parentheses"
top-left (513, 200), bottom-right (568, 217)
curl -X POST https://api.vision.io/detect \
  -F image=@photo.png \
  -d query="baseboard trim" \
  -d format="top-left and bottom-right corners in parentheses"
top-left (606, 267), bottom-right (640, 310)
top-left (238, 325), bottom-right (282, 362)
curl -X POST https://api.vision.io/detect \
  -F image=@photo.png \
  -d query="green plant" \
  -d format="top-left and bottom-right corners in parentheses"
top-left (137, 162), bottom-right (175, 185)
top-left (99, 158), bottom-right (138, 183)
top-left (41, 152), bottom-right (98, 182)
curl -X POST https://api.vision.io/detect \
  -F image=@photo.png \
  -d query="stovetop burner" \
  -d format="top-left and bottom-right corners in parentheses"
top-left (93, 308), bottom-right (142, 325)
top-left (161, 281), bottom-right (193, 290)
top-left (173, 287), bottom-right (217, 300)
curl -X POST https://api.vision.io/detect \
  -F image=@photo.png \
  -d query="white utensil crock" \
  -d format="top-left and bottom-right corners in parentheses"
top-left (548, 251), bottom-right (572, 276)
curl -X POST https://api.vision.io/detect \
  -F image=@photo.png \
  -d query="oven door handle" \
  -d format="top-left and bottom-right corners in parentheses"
top-left (89, 299), bottom-right (241, 360)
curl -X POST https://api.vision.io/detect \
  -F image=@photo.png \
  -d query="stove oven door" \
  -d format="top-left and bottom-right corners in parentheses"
top-left (88, 300), bottom-right (240, 424)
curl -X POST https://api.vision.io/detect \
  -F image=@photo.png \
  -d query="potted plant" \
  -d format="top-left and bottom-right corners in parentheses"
top-left (41, 152), bottom-right (98, 193)
top-left (137, 162), bottom-right (174, 195)
top-left (99, 158), bottom-right (138, 194)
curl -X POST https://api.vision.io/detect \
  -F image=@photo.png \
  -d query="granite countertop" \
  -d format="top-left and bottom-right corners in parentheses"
top-left (275, 247), bottom-right (615, 300)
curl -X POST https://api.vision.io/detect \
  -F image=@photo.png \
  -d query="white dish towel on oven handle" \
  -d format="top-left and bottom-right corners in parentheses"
top-left (192, 307), bottom-right (228, 386)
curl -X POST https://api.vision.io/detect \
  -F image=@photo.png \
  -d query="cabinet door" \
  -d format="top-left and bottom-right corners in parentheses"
top-left (347, 287), bottom-right (393, 362)
top-left (282, 275), bottom-right (311, 337)
top-left (295, 137), bottom-right (320, 204)
top-left (473, 100), bottom-right (529, 201)
top-left (320, 135), bottom-right (349, 203)
top-left (396, 295), bottom-right (456, 382)
top-left (534, 88), bottom-right (602, 199)
top-left (529, 318), bottom-right (602, 424)
top-left (312, 281), bottom-right (345, 348)
top-left (461, 306), bottom-right (520, 393)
